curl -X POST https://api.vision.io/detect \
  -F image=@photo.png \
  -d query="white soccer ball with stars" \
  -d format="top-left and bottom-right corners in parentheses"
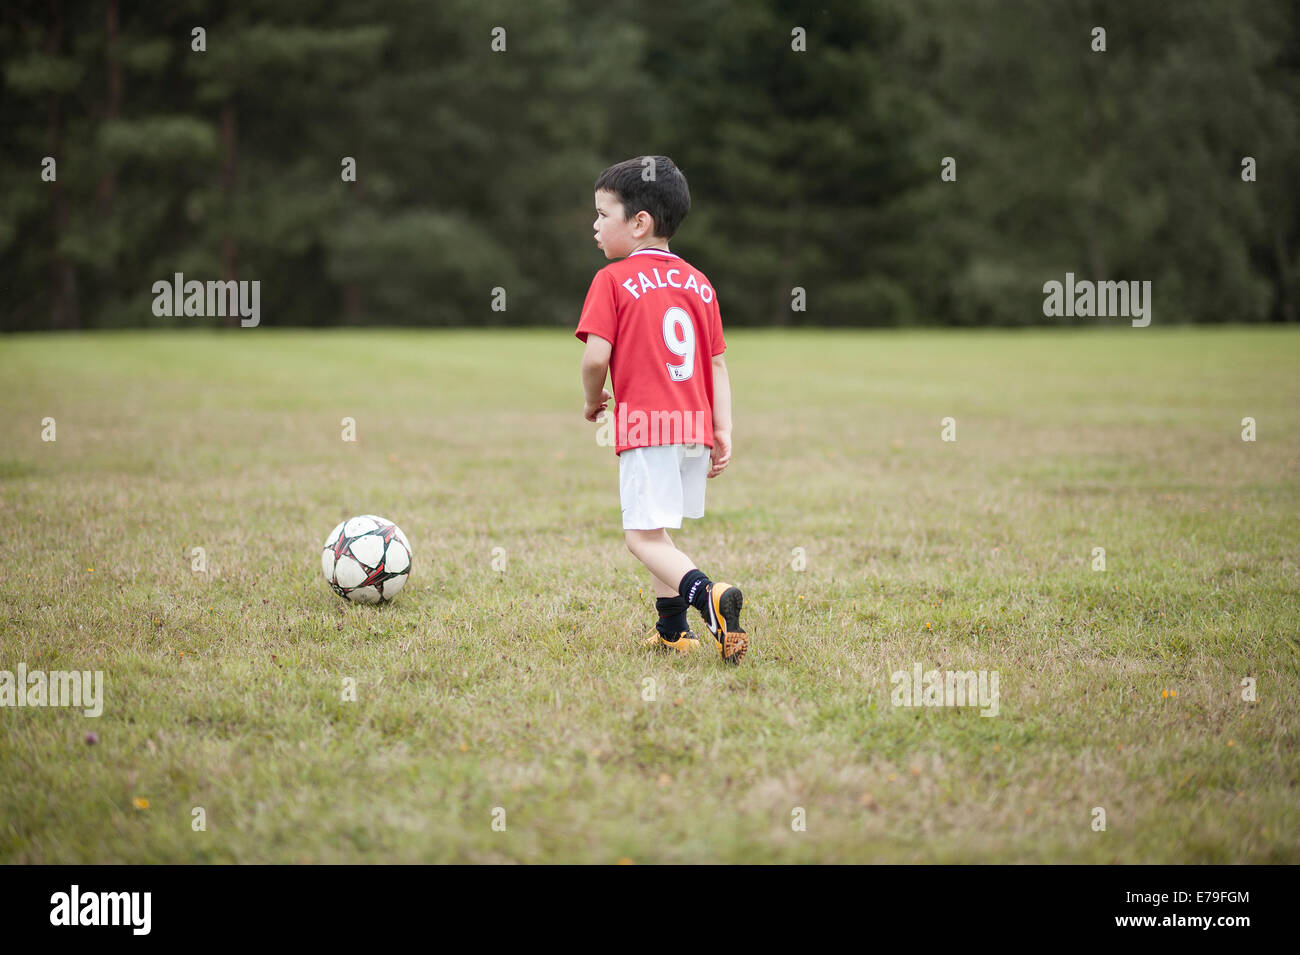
top-left (321, 515), bottom-right (412, 604)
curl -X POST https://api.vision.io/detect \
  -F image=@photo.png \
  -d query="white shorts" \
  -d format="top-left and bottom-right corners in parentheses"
top-left (619, 444), bottom-right (710, 530)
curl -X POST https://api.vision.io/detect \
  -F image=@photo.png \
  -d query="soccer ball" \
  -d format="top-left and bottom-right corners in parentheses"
top-left (321, 514), bottom-right (412, 604)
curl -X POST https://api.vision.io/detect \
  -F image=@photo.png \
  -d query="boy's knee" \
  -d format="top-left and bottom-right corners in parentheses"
top-left (624, 528), bottom-right (662, 553)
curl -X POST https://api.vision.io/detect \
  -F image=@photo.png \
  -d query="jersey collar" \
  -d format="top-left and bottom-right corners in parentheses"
top-left (628, 248), bottom-right (679, 259)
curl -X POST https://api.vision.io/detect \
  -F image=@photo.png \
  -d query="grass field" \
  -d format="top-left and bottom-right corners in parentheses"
top-left (1, 326), bottom-right (1297, 864)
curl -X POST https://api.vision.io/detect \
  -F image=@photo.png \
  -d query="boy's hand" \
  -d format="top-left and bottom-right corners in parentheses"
top-left (708, 430), bottom-right (731, 478)
top-left (584, 389), bottom-right (613, 422)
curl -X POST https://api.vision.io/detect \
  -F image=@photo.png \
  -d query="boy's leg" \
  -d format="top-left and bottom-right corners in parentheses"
top-left (630, 529), bottom-right (694, 651)
top-left (649, 571), bottom-right (677, 598)
top-left (649, 532), bottom-right (689, 597)
top-left (626, 528), bottom-right (748, 663)
top-left (650, 535), bottom-right (693, 640)
top-left (624, 528), bottom-right (696, 592)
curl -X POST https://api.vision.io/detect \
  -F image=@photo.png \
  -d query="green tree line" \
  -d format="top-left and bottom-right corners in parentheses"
top-left (2, 0), bottom-right (1296, 330)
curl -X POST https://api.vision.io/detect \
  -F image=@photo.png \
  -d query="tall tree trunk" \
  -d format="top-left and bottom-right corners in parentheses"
top-left (1276, 224), bottom-right (1296, 324)
top-left (342, 177), bottom-right (365, 323)
top-left (47, 0), bottom-right (79, 329)
top-left (96, 0), bottom-right (122, 210)
top-left (343, 283), bottom-right (362, 323)
top-left (1075, 14), bottom-right (1108, 285)
top-left (775, 197), bottom-right (800, 326)
top-left (221, 100), bottom-right (239, 327)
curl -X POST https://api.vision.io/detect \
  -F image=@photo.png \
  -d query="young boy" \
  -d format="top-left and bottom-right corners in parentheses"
top-left (575, 155), bottom-right (748, 664)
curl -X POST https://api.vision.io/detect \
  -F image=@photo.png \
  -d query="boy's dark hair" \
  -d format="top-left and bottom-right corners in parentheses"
top-left (595, 156), bottom-right (691, 239)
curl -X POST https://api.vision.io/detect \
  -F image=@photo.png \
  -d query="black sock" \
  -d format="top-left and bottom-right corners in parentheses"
top-left (677, 569), bottom-right (712, 617)
top-left (655, 596), bottom-right (689, 639)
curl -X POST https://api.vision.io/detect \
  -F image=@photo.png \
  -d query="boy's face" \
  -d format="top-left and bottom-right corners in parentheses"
top-left (592, 189), bottom-right (651, 259)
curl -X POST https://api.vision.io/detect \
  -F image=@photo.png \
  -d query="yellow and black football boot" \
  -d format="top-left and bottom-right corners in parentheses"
top-left (643, 630), bottom-right (700, 654)
top-left (703, 582), bottom-right (748, 664)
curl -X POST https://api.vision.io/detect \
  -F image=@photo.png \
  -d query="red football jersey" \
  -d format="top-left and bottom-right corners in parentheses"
top-left (575, 249), bottom-right (726, 455)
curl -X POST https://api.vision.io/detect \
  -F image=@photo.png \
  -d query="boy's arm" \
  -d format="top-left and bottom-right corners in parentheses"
top-left (708, 353), bottom-right (732, 478)
top-left (581, 334), bottom-right (613, 422)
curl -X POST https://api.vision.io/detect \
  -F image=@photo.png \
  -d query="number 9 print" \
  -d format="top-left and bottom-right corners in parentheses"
top-left (663, 307), bottom-right (695, 381)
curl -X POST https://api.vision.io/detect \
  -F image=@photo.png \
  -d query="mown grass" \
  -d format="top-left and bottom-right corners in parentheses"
top-left (0, 326), bottom-right (1297, 863)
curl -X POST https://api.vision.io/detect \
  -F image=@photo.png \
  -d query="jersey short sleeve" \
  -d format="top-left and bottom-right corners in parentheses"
top-left (575, 269), bottom-right (618, 346)
top-left (709, 293), bottom-right (726, 356)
